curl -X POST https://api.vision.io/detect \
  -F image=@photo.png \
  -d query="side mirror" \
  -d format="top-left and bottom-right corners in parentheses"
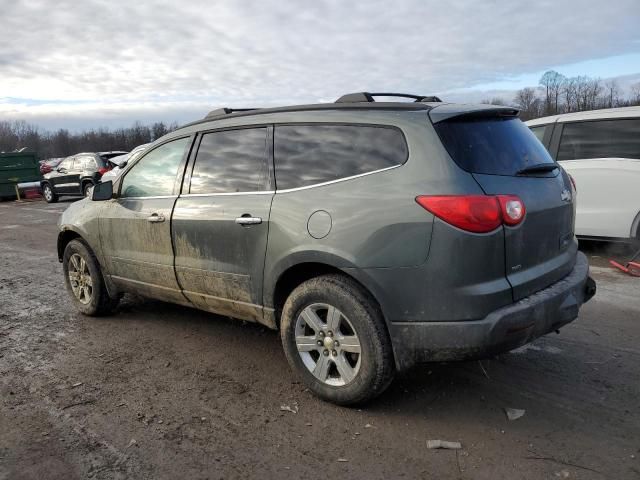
top-left (120, 160), bottom-right (128, 168)
top-left (92, 180), bottom-right (113, 201)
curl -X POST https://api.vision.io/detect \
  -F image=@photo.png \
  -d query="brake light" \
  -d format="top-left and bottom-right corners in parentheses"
top-left (568, 173), bottom-right (577, 192)
top-left (98, 167), bottom-right (109, 175)
top-left (415, 195), bottom-right (525, 233)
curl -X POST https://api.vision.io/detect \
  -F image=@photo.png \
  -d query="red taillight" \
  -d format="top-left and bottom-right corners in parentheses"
top-left (98, 167), bottom-right (109, 175)
top-left (568, 173), bottom-right (577, 192)
top-left (415, 195), bottom-right (525, 233)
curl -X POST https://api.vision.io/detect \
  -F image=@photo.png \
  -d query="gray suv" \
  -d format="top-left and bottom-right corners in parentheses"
top-left (57, 93), bottom-right (596, 404)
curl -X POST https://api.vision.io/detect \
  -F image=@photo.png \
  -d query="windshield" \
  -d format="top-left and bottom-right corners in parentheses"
top-left (434, 117), bottom-right (555, 176)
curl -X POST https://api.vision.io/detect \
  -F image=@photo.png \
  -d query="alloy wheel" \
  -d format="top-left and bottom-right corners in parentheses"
top-left (68, 253), bottom-right (93, 304)
top-left (294, 303), bottom-right (362, 386)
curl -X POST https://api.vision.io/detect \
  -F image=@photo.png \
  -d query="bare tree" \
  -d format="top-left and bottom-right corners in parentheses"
top-left (540, 70), bottom-right (565, 115)
top-left (514, 87), bottom-right (542, 120)
top-left (604, 79), bottom-right (620, 108)
top-left (630, 82), bottom-right (640, 105)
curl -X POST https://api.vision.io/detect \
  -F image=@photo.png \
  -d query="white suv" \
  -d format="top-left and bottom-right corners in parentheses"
top-left (527, 107), bottom-right (640, 242)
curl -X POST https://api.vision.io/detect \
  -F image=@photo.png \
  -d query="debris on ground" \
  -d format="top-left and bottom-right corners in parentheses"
top-left (125, 439), bottom-right (137, 449)
top-left (504, 408), bottom-right (526, 421)
top-left (427, 440), bottom-right (462, 450)
top-left (280, 403), bottom-right (299, 414)
top-left (337, 458), bottom-right (348, 462)
top-left (71, 382), bottom-right (83, 388)
top-left (364, 423), bottom-right (373, 428)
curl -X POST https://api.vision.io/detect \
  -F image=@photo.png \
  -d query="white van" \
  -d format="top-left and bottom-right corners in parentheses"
top-left (526, 107), bottom-right (640, 242)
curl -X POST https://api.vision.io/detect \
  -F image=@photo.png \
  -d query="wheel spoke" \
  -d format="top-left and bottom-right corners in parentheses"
top-left (70, 255), bottom-right (80, 271)
top-left (295, 335), bottom-right (318, 352)
top-left (339, 335), bottom-right (361, 354)
top-left (301, 307), bottom-right (324, 332)
top-left (68, 272), bottom-right (80, 282)
top-left (79, 257), bottom-right (87, 274)
top-left (313, 354), bottom-right (331, 381)
top-left (334, 355), bottom-right (356, 384)
top-left (326, 305), bottom-right (341, 331)
top-left (84, 275), bottom-right (93, 287)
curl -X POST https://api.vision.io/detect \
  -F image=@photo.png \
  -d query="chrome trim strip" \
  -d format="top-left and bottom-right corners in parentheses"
top-left (110, 275), bottom-right (182, 293)
top-left (275, 164), bottom-right (402, 193)
top-left (182, 289), bottom-right (263, 310)
top-left (180, 190), bottom-right (275, 198)
top-left (117, 195), bottom-right (178, 200)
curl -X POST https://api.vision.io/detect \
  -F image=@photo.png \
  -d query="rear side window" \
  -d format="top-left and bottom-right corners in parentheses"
top-left (189, 128), bottom-right (270, 194)
top-left (274, 124), bottom-right (408, 190)
top-left (557, 119), bottom-right (640, 161)
top-left (529, 126), bottom-right (546, 143)
top-left (434, 117), bottom-right (554, 176)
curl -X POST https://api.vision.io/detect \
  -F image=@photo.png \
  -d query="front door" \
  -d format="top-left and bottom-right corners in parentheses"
top-left (52, 156), bottom-right (78, 194)
top-left (171, 127), bottom-right (274, 325)
top-left (100, 136), bottom-right (193, 304)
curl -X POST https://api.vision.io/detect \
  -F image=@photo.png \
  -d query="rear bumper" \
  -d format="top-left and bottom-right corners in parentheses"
top-left (388, 252), bottom-right (595, 370)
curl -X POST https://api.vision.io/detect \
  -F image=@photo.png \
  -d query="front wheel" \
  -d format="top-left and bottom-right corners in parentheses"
top-left (42, 183), bottom-right (58, 203)
top-left (62, 239), bottom-right (118, 315)
top-left (280, 274), bottom-right (395, 405)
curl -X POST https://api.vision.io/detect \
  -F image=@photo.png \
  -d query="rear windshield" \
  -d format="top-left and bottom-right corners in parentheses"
top-left (434, 116), bottom-right (555, 175)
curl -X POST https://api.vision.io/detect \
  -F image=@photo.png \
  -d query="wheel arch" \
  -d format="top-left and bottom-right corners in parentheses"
top-left (270, 259), bottom-right (386, 332)
top-left (631, 210), bottom-right (640, 242)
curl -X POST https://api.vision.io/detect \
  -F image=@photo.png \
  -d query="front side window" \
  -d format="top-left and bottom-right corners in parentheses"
top-left (557, 119), bottom-right (640, 161)
top-left (189, 128), bottom-right (269, 194)
top-left (274, 124), bottom-right (408, 190)
top-left (120, 137), bottom-right (189, 198)
top-left (77, 156), bottom-right (97, 169)
top-left (59, 157), bottom-right (73, 171)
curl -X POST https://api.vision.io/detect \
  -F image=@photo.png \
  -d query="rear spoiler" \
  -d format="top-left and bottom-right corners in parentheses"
top-left (429, 104), bottom-right (519, 124)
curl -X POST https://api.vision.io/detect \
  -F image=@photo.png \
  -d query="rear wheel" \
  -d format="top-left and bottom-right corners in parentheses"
top-left (280, 274), bottom-right (395, 405)
top-left (83, 181), bottom-right (94, 198)
top-left (63, 239), bottom-right (118, 315)
top-left (42, 183), bottom-right (58, 203)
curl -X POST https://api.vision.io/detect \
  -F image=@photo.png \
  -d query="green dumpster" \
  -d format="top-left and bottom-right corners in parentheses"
top-left (0, 152), bottom-right (42, 199)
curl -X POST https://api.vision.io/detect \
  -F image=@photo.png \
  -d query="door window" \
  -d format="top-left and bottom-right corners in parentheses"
top-left (189, 128), bottom-right (270, 194)
top-left (77, 156), bottom-right (97, 169)
top-left (58, 157), bottom-right (73, 171)
top-left (274, 124), bottom-right (407, 190)
top-left (557, 118), bottom-right (640, 161)
top-left (529, 126), bottom-right (546, 143)
top-left (120, 137), bottom-right (190, 198)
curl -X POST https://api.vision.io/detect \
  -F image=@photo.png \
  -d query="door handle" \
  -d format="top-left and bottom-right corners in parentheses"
top-left (235, 215), bottom-right (262, 226)
top-left (147, 213), bottom-right (165, 223)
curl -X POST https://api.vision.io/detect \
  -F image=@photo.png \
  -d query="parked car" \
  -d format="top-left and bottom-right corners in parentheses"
top-left (526, 106), bottom-right (640, 242)
top-left (39, 157), bottom-right (64, 175)
top-left (41, 151), bottom-right (127, 202)
top-left (100, 144), bottom-right (150, 183)
top-left (57, 93), bottom-right (595, 404)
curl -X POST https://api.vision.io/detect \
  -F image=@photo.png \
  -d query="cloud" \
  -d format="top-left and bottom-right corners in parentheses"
top-left (1, 0), bottom-right (639, 129)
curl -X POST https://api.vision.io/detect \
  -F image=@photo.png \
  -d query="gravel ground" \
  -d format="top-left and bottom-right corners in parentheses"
top-left (1, 199), bottom-right (639, 480)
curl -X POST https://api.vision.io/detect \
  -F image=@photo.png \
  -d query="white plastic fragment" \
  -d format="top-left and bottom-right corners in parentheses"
top-left (504, 408), bottom-right (526, 421)
top-left (427, 439), bottom-right (462, 450)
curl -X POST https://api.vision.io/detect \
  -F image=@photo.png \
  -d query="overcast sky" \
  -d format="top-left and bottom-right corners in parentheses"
top-left (1, 0), bottom-right (639, 130)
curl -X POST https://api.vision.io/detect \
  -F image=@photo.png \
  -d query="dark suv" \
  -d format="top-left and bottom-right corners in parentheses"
top-left (57, 93), bottom-right (595, 404)
top-left (42, 151), bottom-right (126, 202)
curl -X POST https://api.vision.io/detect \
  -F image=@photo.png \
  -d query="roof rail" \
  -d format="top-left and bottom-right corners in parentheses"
top-left (335, 92), bottom-right (442, 103)
top-left (204, 107), bottom-right (258, 120)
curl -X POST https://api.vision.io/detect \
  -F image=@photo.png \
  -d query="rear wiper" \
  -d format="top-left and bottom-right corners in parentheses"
top-left (516, 163), bottom-right (559, 175)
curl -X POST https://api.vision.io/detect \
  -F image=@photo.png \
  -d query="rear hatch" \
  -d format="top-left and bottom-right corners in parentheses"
top-left (431, 106), bottom-right (576, 300)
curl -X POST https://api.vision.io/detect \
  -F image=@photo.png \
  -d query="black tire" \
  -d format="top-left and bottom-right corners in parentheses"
top-left (280, 274), bottom-right (395, 405)
top-left (42, 183), bottom-right (58, 203)
top-left (62, 239), bottom-right (118, 316)
top-left (82, 181), bottom-right (94, 198)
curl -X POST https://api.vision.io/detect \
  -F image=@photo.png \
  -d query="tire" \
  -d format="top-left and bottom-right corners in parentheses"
top-left (62, 239), bottom-right (118, 316)
top-left (42, 183), bottom-right (58, 203)
top-left (83, 181), bottom-right (94, 198)
top-left (280, 274), bottom-right (395, 405)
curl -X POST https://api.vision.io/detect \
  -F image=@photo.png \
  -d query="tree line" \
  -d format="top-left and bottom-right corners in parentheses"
top-left (0, 121), bottom-right (178, 159)
top-left (490, 71), bottom-right (640, 120)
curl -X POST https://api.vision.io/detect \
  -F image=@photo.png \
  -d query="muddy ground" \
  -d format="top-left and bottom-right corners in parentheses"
top-left (1, 199), bottom-right (639, 480)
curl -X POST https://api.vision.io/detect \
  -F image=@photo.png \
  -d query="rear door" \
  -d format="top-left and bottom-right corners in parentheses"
top-left (99, 136), bottom-right (193, 304)
top-left (433, 112), bottom-right (576, 300)
top-left (553, 118), bottom-right (640, 239)
top-left (171, 126), bottom-right (274, 324)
